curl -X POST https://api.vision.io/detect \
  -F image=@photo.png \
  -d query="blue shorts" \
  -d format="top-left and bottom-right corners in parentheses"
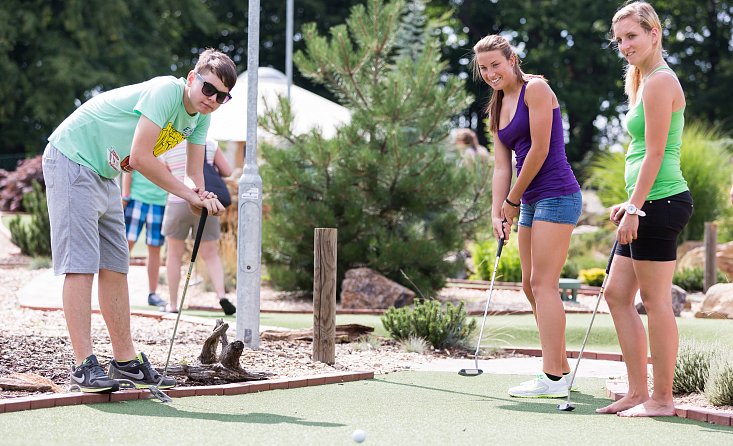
top-left (518, 191), bottom-right (582, 227)
top-left (124, 199), bottom-right (166, 247)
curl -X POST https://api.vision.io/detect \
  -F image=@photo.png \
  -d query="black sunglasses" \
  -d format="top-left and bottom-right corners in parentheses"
top-left (195, 72), bottom-right (232, 104)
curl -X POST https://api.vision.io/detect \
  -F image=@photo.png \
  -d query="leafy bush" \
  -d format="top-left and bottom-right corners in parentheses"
top-left (672, 267), bottom-right (729, 292)
top-left (470, 235), bottom-right (522, 283)
top-left (8, 181), bottom-right (51, 257)
top-left (585, 122), bottom-right (732, 242)
top-left (561, 260), bottom-right (579, 279)
top-left (705, 355), bottom-right (733, 406)
top-left (381, 299), bottom-right (477, 349)
top-left (0, 156), bottom-right (44, 212)
top-left (578, 268), bottom-right (605, 286)
top-left (673, 339), bottom-right (721, 394)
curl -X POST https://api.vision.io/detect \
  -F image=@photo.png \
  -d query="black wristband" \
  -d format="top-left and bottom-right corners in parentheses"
top-left (504, 197), bottom-right (520, 208)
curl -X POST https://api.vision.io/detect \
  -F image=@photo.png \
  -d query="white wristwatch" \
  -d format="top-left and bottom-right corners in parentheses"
top-left (624, 203), bottom-right (646, 217)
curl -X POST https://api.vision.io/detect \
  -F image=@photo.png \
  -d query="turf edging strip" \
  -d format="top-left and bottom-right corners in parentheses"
top-left (507, 347), bottom-right (733, 427)
top-left (0, 370), bottom-right (374, 414)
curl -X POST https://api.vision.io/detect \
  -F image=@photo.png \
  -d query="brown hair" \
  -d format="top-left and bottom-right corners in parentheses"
top-left (472, 35), bottom-right (545, 133)
top-left (456, 128), bottom-right (480, 149)
top-left (611, 1), bottom-right (664, 105)
top-left (194, 48), bottom-right (238, 90)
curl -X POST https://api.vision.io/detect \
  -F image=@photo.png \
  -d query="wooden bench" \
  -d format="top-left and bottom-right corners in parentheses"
top-left (559, 278), bottom-right (582, 302)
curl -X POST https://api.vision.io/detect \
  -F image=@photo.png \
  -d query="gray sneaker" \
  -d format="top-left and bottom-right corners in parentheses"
top-left (70, 354), bottom-right (120, 393)
top-left (108, 352), bottom-right (176, 389)
top-left (147, 292), bottom-right (167, 307)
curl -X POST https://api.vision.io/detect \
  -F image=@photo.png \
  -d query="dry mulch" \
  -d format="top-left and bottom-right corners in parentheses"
top-left (0, 266), bottom-right (508, 400)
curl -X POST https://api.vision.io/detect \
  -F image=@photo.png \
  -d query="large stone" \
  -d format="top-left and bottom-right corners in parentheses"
top-left (340, 268), bottom-right (415, 310)
top-left (695, 283), bottom-right (733, 319)
top-left (634, 285), bottom-right (686, 317)
top-left (677, 241), bottom-right (733, 281)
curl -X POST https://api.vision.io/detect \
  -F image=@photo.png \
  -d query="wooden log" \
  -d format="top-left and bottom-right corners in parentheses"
top-left (261, 323), bottom-right (374, 342)
top-left (313, 228), bottom-right (337, 364)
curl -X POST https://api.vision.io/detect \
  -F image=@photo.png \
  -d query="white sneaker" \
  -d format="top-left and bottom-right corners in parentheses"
top-left (564, 372), bottom-right (579, 392)
top-left (508, 374), bottom-right (569, 398)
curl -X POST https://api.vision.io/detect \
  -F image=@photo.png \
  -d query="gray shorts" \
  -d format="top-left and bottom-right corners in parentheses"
top-left (162, 201), bottom-right (220, 241)
top-left (42, 144), bottom-right (129, 275)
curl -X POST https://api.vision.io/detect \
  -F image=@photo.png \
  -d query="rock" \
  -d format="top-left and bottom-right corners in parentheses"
top-left (340, 267), bottom-right (415, 309)
top-left (677, 241), bottom-right (733, 281)
top-left (634, 285), bottom-right (686, 317)
top-left (695, 283), bottom-right (733, 319)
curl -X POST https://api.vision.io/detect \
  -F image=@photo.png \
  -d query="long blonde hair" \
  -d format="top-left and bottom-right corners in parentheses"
top-left (472, 35), bottom-right (545, 133)
top-left (611, 1), bottom-right (665, 105)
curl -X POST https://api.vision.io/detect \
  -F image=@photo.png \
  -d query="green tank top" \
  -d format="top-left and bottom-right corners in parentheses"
top-left (624, 66), bottom-right (688, 200)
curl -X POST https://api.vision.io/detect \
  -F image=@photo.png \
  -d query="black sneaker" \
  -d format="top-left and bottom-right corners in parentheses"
top-left (108, 352), bottom-right (177, 389)
top-left (219, 297), bottom-right (236, 315)
top-left (147, 292), bottom-right (167, 307)
top-left (70, 354), bottom-right (120, 393)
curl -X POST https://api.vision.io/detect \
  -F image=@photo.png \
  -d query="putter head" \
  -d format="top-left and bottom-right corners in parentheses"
top-left (458, 368), bottom-right (483, 377)
top-left (148, 385), bottom-right (173, 404)
top-left (557, 402), bottom-right (575, 411)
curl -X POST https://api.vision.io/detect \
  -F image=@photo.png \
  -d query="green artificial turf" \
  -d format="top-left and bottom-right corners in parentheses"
top-left (0, 372), bottom-right (727, 446)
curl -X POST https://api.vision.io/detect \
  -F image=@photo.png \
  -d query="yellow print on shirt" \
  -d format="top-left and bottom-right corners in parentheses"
top-left (153, 123), bottom-right (185, 157)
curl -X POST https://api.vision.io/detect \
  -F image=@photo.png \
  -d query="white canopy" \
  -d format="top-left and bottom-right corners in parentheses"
top-left (207, 67), bottom-right (350, 141)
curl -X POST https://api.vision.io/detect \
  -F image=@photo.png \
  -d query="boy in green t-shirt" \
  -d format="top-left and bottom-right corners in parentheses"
top-left (41, 49), bottom-right (236, 393)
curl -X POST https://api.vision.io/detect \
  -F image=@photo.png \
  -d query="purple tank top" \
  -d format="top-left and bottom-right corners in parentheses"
top-left (497, 83), bottom-right (580, 204)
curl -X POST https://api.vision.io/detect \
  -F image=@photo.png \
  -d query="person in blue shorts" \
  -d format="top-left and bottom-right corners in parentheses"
top-left (122, 169), bottom-right (169, 308)
top-left (42, 49), bottom-right (235, 393)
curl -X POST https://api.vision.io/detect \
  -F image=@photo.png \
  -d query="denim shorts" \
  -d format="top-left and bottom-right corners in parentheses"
top-left (518, 191), bottom-right (582, 227)
top-left (124, 199), bottom-right (166, 247)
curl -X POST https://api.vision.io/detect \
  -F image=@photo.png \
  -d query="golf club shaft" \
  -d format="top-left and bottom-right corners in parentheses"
top-left (563, 240), bottom-right (618, 403)
top-left (473, 236), bottom-right (505, 369)
top-left (162, 209), bottom-right (208, 376)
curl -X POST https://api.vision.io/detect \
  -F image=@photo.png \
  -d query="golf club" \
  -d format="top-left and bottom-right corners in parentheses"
top-left (149, 208), bottom-right (209, 403)
top-left (557, 240), bottom-right (618, 411)
top-left (459, 229), bottom-right (506, 377)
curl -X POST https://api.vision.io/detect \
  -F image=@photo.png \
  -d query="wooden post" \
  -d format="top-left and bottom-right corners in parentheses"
top-left (313, 228), bottom-right (337, 364)
top-left (704, 222), bottom-right (717, 293)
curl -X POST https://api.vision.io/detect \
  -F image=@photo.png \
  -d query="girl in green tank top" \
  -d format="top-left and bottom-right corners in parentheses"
top-left (624, 65), bottom-right (688, 200)
top-left (598, 1), bottom-right (693, 419)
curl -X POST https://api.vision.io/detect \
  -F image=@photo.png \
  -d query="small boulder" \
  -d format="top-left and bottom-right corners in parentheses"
top-left (340, 267), bottom-right (415, 309)
top-left (634, 285), bottom-right (686, 317)
top-left (695, 283), bottom-right (733, 319)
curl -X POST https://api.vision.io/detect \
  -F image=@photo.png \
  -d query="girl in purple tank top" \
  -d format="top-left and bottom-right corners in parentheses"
top-left (472, 34), bottom-right (581, 398)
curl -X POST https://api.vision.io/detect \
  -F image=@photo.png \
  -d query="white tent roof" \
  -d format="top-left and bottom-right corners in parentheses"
top-left (207, 67), bottom-right (350, 141)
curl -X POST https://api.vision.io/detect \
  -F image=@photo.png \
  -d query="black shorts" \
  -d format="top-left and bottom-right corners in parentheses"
top-left (615, 190), bottom-right (693, 261)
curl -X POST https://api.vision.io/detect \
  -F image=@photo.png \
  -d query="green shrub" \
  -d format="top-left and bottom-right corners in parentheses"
top-left (704, 355), bottom-right (733, 406)
top-left (672, 267), bottom-right (729, 292)
top-left (673, 339), bottom-right (721, 394)
top-left (585, 122), bottom-right (732, 243)
top-left (561, 260), bottom-right (579, 279)
top-left (470, 236), bottom-right (522, 283)
top-left (578, 268), bottom-right (605, 286)
top-left (8, 181), bottom-right (51, 257)
top-left (381, 299), bottom-right (477, 349)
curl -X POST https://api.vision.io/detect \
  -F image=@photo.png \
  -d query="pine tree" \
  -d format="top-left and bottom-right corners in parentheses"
top-left (259, 0), bottom-right (491, 296)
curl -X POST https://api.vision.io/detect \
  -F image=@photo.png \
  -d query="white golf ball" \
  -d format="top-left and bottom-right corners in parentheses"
top-left (352, 429), bottom-right (367, 443)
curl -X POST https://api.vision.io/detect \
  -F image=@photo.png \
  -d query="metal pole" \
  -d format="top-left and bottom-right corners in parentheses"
top-left (286, 0), bottom-right (294, 101)
top-left (237, 0), bottom-right (263, 349)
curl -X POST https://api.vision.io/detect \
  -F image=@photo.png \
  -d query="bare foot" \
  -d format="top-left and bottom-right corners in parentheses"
top-left (596, 395), bottom-right (647, 414)
top-left (617, 400), bottom-right (676, 417)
